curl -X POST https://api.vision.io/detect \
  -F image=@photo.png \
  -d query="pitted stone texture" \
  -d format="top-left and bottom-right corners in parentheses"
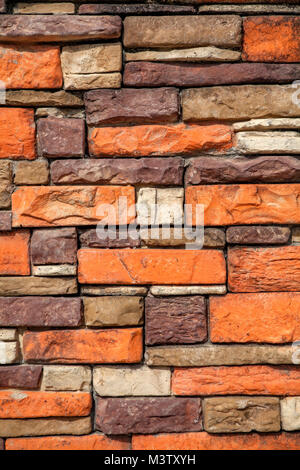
top-left (81, 286), bottom-right (148, 296)
top-left (0, 365), bottom-right (42, 389)
top-left (0, 329), bottom-right (16, 341)
top-left (281, 398), bottom-right (300, 431)
top-left (0, 231), bottom-right (30, 276)
top-left (80, 228), bottom-right (140, 249)
top-left (0, 212), bottom-right (11, 231)
top-left (93, 365), bottom-right (170, 396)
top-left (0, 417), bottom-right (91, 438)
top-left (0, 277), bottom-right (77, 296)
top-left (150, 286), bottom-right (226, 296)
top-left (32, 265), bottom-right (77, 277)
top-left (14, 3), bottom-right (75, 14)
top-left (233, 118), bottom-right (300, 132)
top-left (145, 296), bottom-right (207, 345)
top-left (226, 226), bottom-right (290, 245)
top-left (96, 397), bottom-right (202, 434)
top-left (42, 366), bottom-right (91, 392)
top-left (126, 47), bottom-right (241, 63)
top-left (84, 296), bottom-right (144, 327)
top-left (79, 4), bottom-right (195, 14)
top-left (137, 188), bottom-right (184, 226)
top-left (31, 228), bottom-right (77, 265)
top-left (142, 228), bottom-right (225, 249)
top-left (0, 108), bottom-right (35, 160)
top-left (203, 397), bottom-right (280, 433)
top-left (0, 342), bottom-right (19, 364)
top-left (236, 131), bottom-right (300, 154)
top-left (37, 118), bottom-right (85, 158)
top-left (6, 90), bottom-right (83, 107)
top-left (14, 161), bottom-right (49, 186)
top-left (85, 88), bottom-right (179, 126)
top-left (0, 161), bottom-right (12, 209)
top-left (36, 108), bottom-right (84, 119)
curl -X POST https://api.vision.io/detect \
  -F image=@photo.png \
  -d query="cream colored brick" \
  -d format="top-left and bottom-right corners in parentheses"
top-left (43, 366), bottom-right (92, 391)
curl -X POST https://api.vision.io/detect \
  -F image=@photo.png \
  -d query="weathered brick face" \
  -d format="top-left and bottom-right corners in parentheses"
top-left (0, 2), bottom-right (300, 451)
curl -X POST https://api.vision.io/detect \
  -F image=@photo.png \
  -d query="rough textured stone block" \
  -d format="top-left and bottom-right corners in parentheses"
top-left (233, 118), bottom-right (300, 132)
top-left (0, 45), bottom-right (62, 89)
top-left (14, 3), bottom-right (75, 14)
top-left (137, 188), bottom-right (184, 226)
top-left (93, 365), bottom-right (170, 396)
top-left (172, 366), bottom-right (300, 396)
top-left (51, 158), bottom-right (184, 186)
top-left (78, 249), bottom-right (226, 285)
top-left (124, 15), bottom-right (241, 48)
top-left (0, 329), bottom-right (16, 341)
top-left (0, 277), bottom-right (77, 296)
top-left (243, 16), bottom-right (300, 62)
top-left (0, 161), bottom-right (12, 209)
top-left (0, 391), bottom-right (91, 418)
top-left (199, 4), bottom-right (300, 14)
top-left (23, 328), bottom-right (143, 364)
top-left (236, 131), bottom-right (300, 154)
top-left (0, 417), bottom-right (91, 438)
top-left (31, 228), bottom-right (77, 265)
top-left (0, 365), bottom-right (42, 389)
top-left (0, 297), bottom-right (82, 327)
top-left (82, 286), bottom-right (148, 296)
top-left (84, 296), bottom-right (144, 327)
top-left (186, 184), bottom-right (300, 226)
top-left (0, 15), bottom-right (121, 42)
top-left (145, 296), bottom-right (207, 345)
top-left (226, 226), bottom-right (290, 245)
top-left (80, 228), bottom-right (140, 249)
top-left (36, 108), bottom-right (84, 119)
top-left (150, 286), bottom-right (226, 296)
top-left (0, 108), bottom-right (35, 160)
top-left (89, 124), bottom-right (232, 157)
top-left (0, 231), bottom-right (30, 276)
top-left (37, 118), bottom-right (85, 158)
top-left (0, 342), bottom-right (19, 364)
top-left (12, 186), bottom-right (135, 227)
top-left (140, 227), bottom-right (224, 248)
top-left (126, 47), bottom-right (241, 63)
top-left (85, 88), bottom-right (179, 125)
top-left (14, 161), bottom-right (49, 185)
top-left (42, 366), bottom-right (91, 392)
top-left (228, 246), bottom-right (300, 292)
top-left (96, 397), bottom-right (202, 434)
top-left (79, 3), bottom-right (195, 14)
top-left (6, 90), bottom-right (83, 107)
top-left (32, 265), bottom-right (77, 276)
top-left (281, 398), bottom-right (300, 431)
top-left (124, 62), bottom-right (300, 87)
top-left (0, 212), bottom-right (11, 231)
top-left (182, 86), bottom-right (300, 121)
top-left (203, 397), bottom-right (280, 433)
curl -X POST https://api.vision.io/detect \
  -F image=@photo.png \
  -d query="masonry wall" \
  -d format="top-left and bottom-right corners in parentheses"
top-left (0, 0), bottom-right (300, 451)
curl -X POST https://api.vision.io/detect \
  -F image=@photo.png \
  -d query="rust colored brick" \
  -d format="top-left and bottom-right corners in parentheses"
top-left (0, 230), bottom-right (30, 275)
top-left (0, 109), bottom-right (35, 160)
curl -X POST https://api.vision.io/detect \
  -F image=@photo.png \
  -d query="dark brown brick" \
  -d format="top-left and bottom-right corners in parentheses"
top-left (79, 4), bottom-right (195, 14)
top-left (37, 118), bottom-right (85, 158)
top-left (0, 212), bottom-right (11, 231)
top-left (0, 365), bottom-right (42, 389)
top-left (31, 228), bottom-right (77, 265)
top-left (227, 226), bottom-right (291, 245)
top-left (80, 229), bottom-right (140, 249)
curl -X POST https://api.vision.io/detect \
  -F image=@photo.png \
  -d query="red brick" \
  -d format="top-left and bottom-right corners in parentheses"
top-left (0, 230), bottom-right (30, 275)
top-left (0, 109), bottom-right (35, 160)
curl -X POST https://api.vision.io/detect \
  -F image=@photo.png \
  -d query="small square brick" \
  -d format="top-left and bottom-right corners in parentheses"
top-left (37, 117), bottom-right (85, 158)
top-left (31, 228), bottom-right (77, 265)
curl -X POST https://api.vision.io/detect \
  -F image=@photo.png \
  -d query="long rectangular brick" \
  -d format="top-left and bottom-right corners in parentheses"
top-left (0, 417), bottom-right (91, 438)
top-left (23, 328), bottom-right (143, 364)
top-left (243, 16), bottom-right (300, 62)
top-left (12, 186), bottom-right (135, 227)
top-left (88, 124), bottom-right (232, 157)
top-left (78, 249), bottom-right (226, 285)
top-left (0, 231), bottom-right (30, 276)
top-left (0, 277), bottom-right (77, 296)
top-left (0, 365), bottom-right (42, 389)
top-left (210, 293), bottom-right (300, 344)
top-left (228, 246), bottom-right (300, 292)
top-left (132, 432), bottom-right (300, 451)
top-left (186, 184), bottom-right (300, 226)
top-left (0, 391), bottom-right (91, 418)
top-left (172, 366), bottom-right (300, 396)
top-left (0, 109), bottom-right (35, 160)
top-left (0, 45), bottom-right (62, 89)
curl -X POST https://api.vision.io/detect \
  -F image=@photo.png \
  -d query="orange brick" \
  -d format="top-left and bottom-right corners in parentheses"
top-left (6, 434), bottom-right (130, 451)
top-left (0, 230), bottom-right (30, 275)
top-left (243, 16), bottom-right (300, 62)
top-left (210, 293), bottom-right (300, 343)
top-left (172, 366), bottom-right (300, 396)
top-left (78, 249), bottom-right (226, 285)
top-left (12, 186), bottom-right (135, 227)
top-left (228, 246), bottom-right (300, 292)
top-left (89, 123), bottom-right (232, 157)
top-left (0, 391), bottom-right (91, 418)
top-left (0, 108), bottom-right (35, 160)
top-left (23, 328), bottom-right (143, 364)
top-left (133, 432), bottom-right (300, 451)
top-left (0, 45), bottom-right (62, 89)
top-left (186, 184), bottom-right (300, 226)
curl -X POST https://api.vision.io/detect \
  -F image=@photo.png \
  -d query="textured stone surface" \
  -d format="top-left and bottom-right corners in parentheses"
top-left (145, 296), bottom-right (207, 345)
top-left (81, 286), bottom-right (148, 296)
top-left (124, 15), bottom-right (241, 48)
top-left (79, 4), bottom-right (195, 14)
top-left (0, 45), bottom-right (62, 89)
top-left (236, 131), bottom-right (300, 154)
top-left (243, 16), bottom-right (300, 62)
top-left (226, 226), bottom-right (290, 245)
top-left (0, 212), bottom-right (11, 231)
top-left (211, 293), bottom-right (300, 344)
top-left (0, 391), bottom-right (91, 418)
top-left (233, 118), bottom-right (300, 132)
top-left (0, 329), bottom-right (16, 341)
top-left (0, 297), bottom-right (82, 327)
top-left (0, 108), bottom-right (35, 160)
top-left (85, 88), bottom-right (179, 125)
top-left (137, 188), bottom-right (184, 226)
top-left (51, 158), bottom-right (184, 186)
top-left (126, 47), bottom-right (240, 63)
top-left (14, 161), bottom-right (49, 185)
top-left (146, 345), bottom-right (295, 367)
top-left (93, 365), bottom-right (170, 396)
top-left (199, 4), bottom-right (300, 14)
top-left (14, 3), bottom-right (75, 14)
top-left (186, 156), bottom-right (300, 185)
top-left (172, 366), bottom-right (300, 396)
top-left (32, 264), bottom-right (77, 276)
top-left (0, 417), bottom-right (91, 438)
top-left (142, 228), bottom-right (225, 249)
top-left (96, 397), bottom-right (202, 434)
top-left (42, 366), bottom-right (91, 392)
top-left (37, 118), bottom-right (85, 158)
top-left (281, 398), bottom-right (300, 431)
top-left (0, 161), bottom-right (12, 209)
top-left (64, 72), bottom-right (121, 90)
top-left (89, 123), bottom-right (232, 157)
top-left (150, 286), bottom-right (226, 296)
top-left (228, 246), bottom-right (300, 292)
top-left (36, 108), bottom-right (84, 119)
top-left (0, 365), bottom-right (42, 389)
top-left (124, 62), bottom-right (300, 87)
top-left (80, 228), bottom-right (140, 249)
top-left (0, 231), bottom-right (30, 276)
top-left (186, 184), bottom-right (300, 226)
top-left (0, 277), bottom-right (77, 296)
top-left (182, 86), bottom-right (300, 121)
top-left (6, 90), bottom-right (83, 107)
top-left (31, 228), bottom-right (77, 265)
top-left (203, 397), bottom-right (280, 433)
top-left (23, 328), bottom-right (143, 364)
top-left (0, 342), bottom-right (19, 364)
top-left (78, 249), bottom-right (226, 285)
top-left (84, 296), bottom-right (144, 327)
top-left (0, 15), bottom-right (121, 42)
top-left (12, 186), bottom-right (135, 227)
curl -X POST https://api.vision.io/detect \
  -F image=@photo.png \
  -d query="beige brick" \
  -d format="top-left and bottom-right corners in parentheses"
top-left (0, 417), bottom-right (91, 438)
top-left (137, 188), bottom-right (184, 226)
top-left (0, 161), bottom-right (12, 209)
top-left (281, 398), bottom-right (300, 431)
top-left (84, 296), bottom-right (144, 327)
top-left (0, 342), bottom-right (19, 364)
top-left (14, 161), bottom-right (49, 185)
top-left (43, 366), bottom-right (92, 392)
top-left (14, 3), bottom-right (75, 14)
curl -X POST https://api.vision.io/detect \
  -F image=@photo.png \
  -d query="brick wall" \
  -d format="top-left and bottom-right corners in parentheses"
top-left (0, 0), bottom-right (300, 451)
